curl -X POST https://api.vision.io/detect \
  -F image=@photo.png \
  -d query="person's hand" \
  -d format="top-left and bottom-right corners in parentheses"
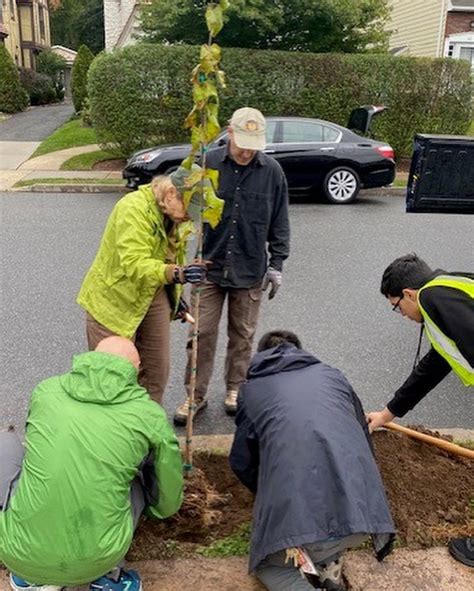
top-left (262, 267), bottom-right (282, 299)
top-left (174, 297), bottom-right (195, 324)
top-left (366, 408), bottom-right (395, 434)
top-left (173, 261), bottom-right (211, 284)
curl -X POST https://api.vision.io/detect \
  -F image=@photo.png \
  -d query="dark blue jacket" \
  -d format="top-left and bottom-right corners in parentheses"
top-left (230, 343), bottom-right (395, 572)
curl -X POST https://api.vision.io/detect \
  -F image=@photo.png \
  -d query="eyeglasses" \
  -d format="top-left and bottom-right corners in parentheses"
top-left (392, 295), bottom-right (404, 313)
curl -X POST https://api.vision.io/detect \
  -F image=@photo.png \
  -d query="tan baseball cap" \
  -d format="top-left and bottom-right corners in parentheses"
top-left (229, 107), bottom-right (266, 151)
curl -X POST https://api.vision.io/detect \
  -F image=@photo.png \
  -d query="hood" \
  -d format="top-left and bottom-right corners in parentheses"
top-left (248, 343), bottom-right (320, 379)
top-left (60, 352), bottom-right (145, 405)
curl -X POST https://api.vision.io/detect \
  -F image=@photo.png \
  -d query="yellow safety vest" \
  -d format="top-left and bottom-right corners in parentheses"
top-left (418, 275), bottom-right (474, 386)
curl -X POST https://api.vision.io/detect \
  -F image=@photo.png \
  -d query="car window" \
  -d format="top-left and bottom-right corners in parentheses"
top-left (282, 121), bottom-right (340, 143)
top-left (265, 120), bottom-right (278, 143)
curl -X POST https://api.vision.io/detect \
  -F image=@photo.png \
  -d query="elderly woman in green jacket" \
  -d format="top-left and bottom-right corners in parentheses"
top-left (77, 167), bottom-right (209, 403)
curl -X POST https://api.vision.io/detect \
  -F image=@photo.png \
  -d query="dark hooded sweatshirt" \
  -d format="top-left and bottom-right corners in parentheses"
top-left (230, 343), bottom-right (395, 573)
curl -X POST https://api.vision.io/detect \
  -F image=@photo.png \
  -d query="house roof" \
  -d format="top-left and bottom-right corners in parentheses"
top-left (51, 45), bottom-right (78, 65)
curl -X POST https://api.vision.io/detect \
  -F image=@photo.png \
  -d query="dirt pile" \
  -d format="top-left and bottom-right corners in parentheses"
top-left (128, 431), bottom-right (473, 561)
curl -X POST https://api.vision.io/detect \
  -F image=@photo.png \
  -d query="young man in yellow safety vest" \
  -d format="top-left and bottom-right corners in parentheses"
top-left (367, 253), bottom-right (473, 568)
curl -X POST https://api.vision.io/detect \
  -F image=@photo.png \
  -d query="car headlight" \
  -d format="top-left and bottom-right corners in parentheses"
top-left (133, 150), bottom-right (162, 164)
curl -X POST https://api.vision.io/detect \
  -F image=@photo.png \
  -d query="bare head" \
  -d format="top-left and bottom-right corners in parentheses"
top-left (95, 336), bottom-right (140, 369)
top-left (151, 175), bottom-right (188, 223)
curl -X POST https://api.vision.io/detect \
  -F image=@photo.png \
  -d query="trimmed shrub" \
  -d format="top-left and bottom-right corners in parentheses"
top-left (88, 44), bottom-right (472, 157)
top-left (37, 49), bottom-right (67, 101)
top-left (0, 46), bottom-right (29, 113)
top-left (19, 69), bottom-right (57, 106)
top-left (72, 44), bottom-right (95, 113)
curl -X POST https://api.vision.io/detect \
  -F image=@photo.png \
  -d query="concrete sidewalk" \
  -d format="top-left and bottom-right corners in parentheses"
top-left (1, 548), bottom-right (472, 590)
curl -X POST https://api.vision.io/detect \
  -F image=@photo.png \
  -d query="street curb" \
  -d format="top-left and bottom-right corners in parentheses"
top-left (9, 184), bottom-right (407, 196)
top-left (11, 184), bottom-right (128, 193)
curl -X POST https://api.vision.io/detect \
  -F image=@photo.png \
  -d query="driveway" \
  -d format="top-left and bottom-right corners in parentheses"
top-left (0, 102), bottom-right (74, 170)
top-left (1, 191), bottom-right (472, 434)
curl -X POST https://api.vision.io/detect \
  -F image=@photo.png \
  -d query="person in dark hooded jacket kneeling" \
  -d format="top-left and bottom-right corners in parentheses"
top-left (230, 330), bottom-right (395, 591)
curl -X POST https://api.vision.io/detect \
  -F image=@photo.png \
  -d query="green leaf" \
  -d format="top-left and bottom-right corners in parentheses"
top-left (184, 167), bottom-right (204, 188)
top-left (220, 0), bottom-right (230, 11)
top-left (206, 3), bottom-right (224, 37)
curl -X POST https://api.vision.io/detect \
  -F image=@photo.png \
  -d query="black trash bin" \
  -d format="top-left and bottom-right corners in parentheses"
top-left (406, 134), bottom-right (474, 214)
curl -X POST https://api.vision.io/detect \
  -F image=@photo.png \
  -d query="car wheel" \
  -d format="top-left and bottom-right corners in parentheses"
top-left (164, 165), bottom-right (179, 175)
top-left (323, 167), bottom-right (360, 204)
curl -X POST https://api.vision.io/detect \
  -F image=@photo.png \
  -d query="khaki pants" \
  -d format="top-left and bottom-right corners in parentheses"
top-left (184, 281), bottom-right (262, 400)
top-left (86, 288), bottom-right (171, 403)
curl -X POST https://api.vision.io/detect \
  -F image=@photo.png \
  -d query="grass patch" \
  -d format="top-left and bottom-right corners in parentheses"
top-left (196, 523), bottom-right (251, 558)
top-left (392, 179), bottom-right (407, 188)
top-left (469, 121), bottom-right (474, 136)
top-left (14, 178), bottom-right (125, 188)
top-left (32, 119), bottom-right (97, 157)
top-left (455, 440), bottom-right (474, 451)
top-left (60, 149), bottom-right (117, 171)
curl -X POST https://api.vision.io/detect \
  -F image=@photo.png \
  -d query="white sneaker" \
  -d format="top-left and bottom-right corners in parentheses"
top-left (317, 557), bottom-right (344, 590)
top-left (173, 397), bottom-right (208, 425)
top-left (224, 389), bottom-right (239, 415)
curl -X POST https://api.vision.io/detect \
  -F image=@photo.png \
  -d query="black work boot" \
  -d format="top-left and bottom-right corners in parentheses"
top-left (449, 537), bottom-right (474, 568)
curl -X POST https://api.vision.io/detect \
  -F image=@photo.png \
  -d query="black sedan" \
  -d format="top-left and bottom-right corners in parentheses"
top-left (123, 106), bottom-right (395, 204)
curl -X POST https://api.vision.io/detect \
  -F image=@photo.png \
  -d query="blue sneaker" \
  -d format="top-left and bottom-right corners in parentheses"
top-left (9, 574), bottom-right (62, 591)
top-left (89, 570), bottom-right (142, 591)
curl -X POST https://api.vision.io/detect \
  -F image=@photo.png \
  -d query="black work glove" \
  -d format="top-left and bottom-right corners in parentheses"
top-left (172, 261), bottom-right (210, 284)
top-left (174, 297), bottom-right (194, 323)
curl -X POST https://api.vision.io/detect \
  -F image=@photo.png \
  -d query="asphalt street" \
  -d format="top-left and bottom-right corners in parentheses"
top-left (1, 191), bottom-right (473, 434)
top-left (0, 103), bottom-right (74, 141)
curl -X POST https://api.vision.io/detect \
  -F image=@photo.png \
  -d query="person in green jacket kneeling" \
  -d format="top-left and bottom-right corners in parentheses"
top-left (77, 167), bottom-right (210, 404)
top-left (0, 337), bottom-right (184, 591)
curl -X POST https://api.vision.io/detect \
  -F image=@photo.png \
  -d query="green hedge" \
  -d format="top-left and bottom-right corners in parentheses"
top-left (72, 45), bottom-right (95, 113)
top-left (0, 46), bottom-right (29, 113)
top-left (88, 44), bottom-right (472, 158)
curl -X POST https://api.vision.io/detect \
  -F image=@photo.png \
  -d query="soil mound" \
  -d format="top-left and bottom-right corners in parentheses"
top-left (128, 431), bottom-right (473, 561)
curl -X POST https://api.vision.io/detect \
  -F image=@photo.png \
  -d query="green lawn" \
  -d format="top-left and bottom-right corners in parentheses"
top-left (14, 178), bottom-right (125, 188)
top-left (469, 120), bottom-right (474, 136)
top-left (60, 149), bottom-right (118, 170)
top-left (32, 118), bottom-right (98, 157)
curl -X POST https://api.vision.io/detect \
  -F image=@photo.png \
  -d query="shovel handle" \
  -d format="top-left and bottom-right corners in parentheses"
top-left (385, 422), bottom-right (474, 460)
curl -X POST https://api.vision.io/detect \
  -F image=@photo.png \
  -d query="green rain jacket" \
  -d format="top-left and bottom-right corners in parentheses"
top-left (0, 352), bottom-right (184, 586)
top-left (77, 184), bottom-right (194, 338)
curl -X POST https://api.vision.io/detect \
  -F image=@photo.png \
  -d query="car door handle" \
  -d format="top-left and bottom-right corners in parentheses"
top-left (264, 149), bottom-right (276, 154)
top-left (320, 147), bottom-right (335, 152)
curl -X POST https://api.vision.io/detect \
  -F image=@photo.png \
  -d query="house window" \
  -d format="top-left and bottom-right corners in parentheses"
top-left (459, 46), bottom-right (474, 68)
top-left (39, 5), bottom-right (45, 39)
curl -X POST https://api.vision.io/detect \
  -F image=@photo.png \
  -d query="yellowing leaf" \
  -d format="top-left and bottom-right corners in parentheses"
top-left (200, 44), bottom-right (220, 74)
top-left (220, 0), bottom-right (230, 11)
top-left (205, 168), bottom-right (220, 191)
top-left (206, 3), bottom-right (224, 37)
top-left (216, 69), bottom-right (226, 88)
top-left (184, 107), bottom-right (199, 130)
top-left (203, 185), bottom-right (224, 228)
top-left (181, 155), bottom-right (194, 171)
top-left (184, 168), bottom-right (204, 188)
top-left (192, 79), bottom-right (218, 104)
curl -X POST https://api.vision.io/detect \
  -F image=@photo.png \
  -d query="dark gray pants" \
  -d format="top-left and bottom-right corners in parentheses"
top-left (256, 534), bottom-right (367, 591)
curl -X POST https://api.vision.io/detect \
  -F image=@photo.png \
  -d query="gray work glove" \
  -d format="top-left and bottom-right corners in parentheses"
top-left (262, 267), bottom-right (282, 300)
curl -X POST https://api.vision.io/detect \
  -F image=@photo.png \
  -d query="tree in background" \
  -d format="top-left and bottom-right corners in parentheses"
top-left (0, 46), bottom-right (29, 113)
top-left (140, 0), bottom-right (390, 53)
top-left (49, 0), bottom-right (105, 54)
top-left (71, 44), bottom-right (95, 113)
top-left (37, 49), bottom-right (67, 100)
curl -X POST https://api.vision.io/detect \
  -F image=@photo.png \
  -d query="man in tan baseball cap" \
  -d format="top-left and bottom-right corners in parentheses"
top-left (174, 105), bottom-right (290, 426)
top-left (229, 107), bottom-right (266, 152)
